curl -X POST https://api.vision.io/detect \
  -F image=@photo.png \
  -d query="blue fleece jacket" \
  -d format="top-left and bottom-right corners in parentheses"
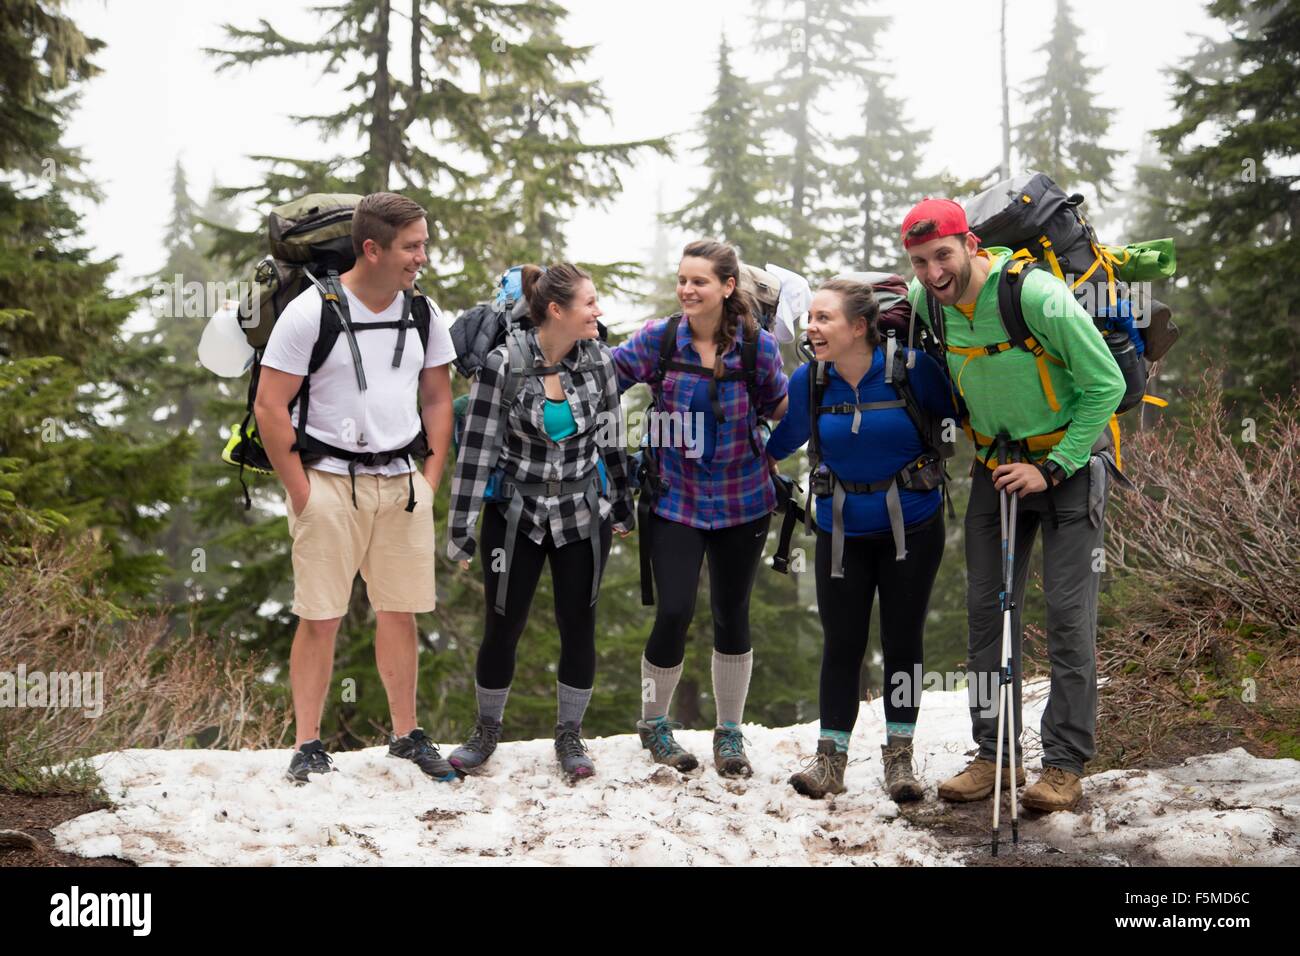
top-left (766, 346), bottom-right (957, 536)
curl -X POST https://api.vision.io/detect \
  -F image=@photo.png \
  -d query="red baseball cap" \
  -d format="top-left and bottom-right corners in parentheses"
top-left (900, 198), bottom-right (977, 249)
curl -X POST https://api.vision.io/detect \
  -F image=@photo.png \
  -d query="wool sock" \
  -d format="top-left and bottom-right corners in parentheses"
top-left (711, 649), bottom-right (753, 727)
top-left (886, 721), bottom-right (916, 748)
top-left (641, 656), bottom-right (683, 722)
top-left (556, 680), bottom-right (593, 728)
top-left (820, 727), bottom-right (852, 754)
top-left (475, 683), bottom-right (510, 723)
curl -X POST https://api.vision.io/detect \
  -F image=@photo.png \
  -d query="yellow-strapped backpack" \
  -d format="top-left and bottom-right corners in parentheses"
top-left (930, 171), bottom-right (1180, 471)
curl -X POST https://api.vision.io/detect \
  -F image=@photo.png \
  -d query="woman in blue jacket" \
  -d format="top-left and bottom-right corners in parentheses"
top-left (767, 277), bottom-right (956, 802)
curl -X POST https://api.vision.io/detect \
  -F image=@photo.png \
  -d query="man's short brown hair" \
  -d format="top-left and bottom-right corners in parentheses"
top-left (905, 219), bottom-right (940, 244)
top-left (352, 192), bottom-right (426, 257)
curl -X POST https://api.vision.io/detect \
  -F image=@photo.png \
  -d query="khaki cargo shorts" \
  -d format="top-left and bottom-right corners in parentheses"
top-left (286, 469), bottom-right (437, 620)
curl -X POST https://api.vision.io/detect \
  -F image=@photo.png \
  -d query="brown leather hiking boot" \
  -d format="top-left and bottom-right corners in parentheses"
top-left (713, 723), bottom-right (753, 778)
top-left (1021, 765), bottom-right (1083, 812)
top-left (788, 738), bottom-right (847, 799)
top-left (881, 741), bottom-right (924, 803)
top-left (937, 758), bottom-right (1027, 802)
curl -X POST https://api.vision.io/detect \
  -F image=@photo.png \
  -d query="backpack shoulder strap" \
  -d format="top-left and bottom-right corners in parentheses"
top-left (996, 258), bottom-right (1040, 353)
top-left (925, 291), bottom-right (947, 352)
top-left (807, 360), bottom-right (827, 467)
top-left (307, 271), bottom-right (366, 392)
top-left (389, 290), bottom-right (416, 368)
top-left (501, 327), bottom-right (530, 413)
top-left (654, 314), bottom-right (683, 384)
top-left (307, 273), bottom-right (344, 376)
top-left (740, 323), bottom-right (762, 455)
top-left (884, 332), bottom-right (937, 453)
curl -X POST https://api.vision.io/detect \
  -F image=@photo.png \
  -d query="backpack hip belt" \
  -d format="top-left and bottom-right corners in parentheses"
top-left (492, 469), bottom-right (605, 617)
top-left (809, 454), bottom-right (943, 576)
top-left (292, 430), bottom-right (429, 512)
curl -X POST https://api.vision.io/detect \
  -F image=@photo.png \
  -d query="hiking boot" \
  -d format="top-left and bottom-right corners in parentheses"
top-left (937, 758), bottom-right (1026, 802)
top-left (286, 739), bottom-right (335, 785)
top-left (449, 715), bottom-right (503, 774)
top-left (1021, 765), bottom-right (1083, 812)
top-left (713, 722), bottom-right (753, 778)
top-left (554, 721), bottom-right (595, 780)
top-left (636, 717), bottom-right (699, 772)
top-left (881, 740), bottom-right (924, 803)
top-left (788, 739), bottom-right (847, 799)
top-left (388, 728), bottom-right (457, 782)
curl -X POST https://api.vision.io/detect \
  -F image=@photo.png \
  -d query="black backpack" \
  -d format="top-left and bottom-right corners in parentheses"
top-left (960, 171), bottom-right (1178, 413)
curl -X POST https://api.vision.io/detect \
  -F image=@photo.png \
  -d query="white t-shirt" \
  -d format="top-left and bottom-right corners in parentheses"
top-left (261, 282), bottom-right (456, 476)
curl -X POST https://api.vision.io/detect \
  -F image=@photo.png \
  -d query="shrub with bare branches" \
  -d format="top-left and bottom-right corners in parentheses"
top-left (0, 539), bottom-right (291, 794)
top-left (1098, 373), bottom-right (1300, 765)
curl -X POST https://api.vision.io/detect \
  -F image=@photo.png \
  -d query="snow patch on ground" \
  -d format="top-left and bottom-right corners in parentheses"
top-left (52, 682), bottom-right (1300, 866)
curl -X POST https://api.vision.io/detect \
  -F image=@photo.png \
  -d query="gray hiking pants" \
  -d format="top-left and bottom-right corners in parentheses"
top-left (964, 456), bottom-right (1109, 776)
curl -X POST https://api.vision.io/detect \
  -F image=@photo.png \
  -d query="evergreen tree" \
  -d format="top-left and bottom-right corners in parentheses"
top-left (478, 14), bottom-right (669, 292)
top-left (200, 1), bottom-right (669, 747)
top-left (1014, 0), bottom-right (1122, 201)
top-left (111, 162), bottom-right (252, 623)
top-left (664, 38), bottom-right (789, 267)
top-left (0, 0), bottom-right (191, 596)
top-left (1153, 0), bottom-right (1299, 404)
top-left (752, 0), bottom-right (890, 269)
top-left (638, 184), bottom-right (681, 322)
top-left (831, 70), bottom-right (940, 274)
top-left (208, 0), bottom-right (665, 308)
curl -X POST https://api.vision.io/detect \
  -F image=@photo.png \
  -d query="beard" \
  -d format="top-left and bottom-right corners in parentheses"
top-left (932, 248), bottom-right (974, 303)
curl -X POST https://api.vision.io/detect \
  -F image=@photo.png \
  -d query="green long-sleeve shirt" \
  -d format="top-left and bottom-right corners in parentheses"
top-left (906, 249), bottom-right (1126, 476)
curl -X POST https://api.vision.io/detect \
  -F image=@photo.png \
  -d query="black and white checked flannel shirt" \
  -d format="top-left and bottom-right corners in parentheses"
top-left (447, 329), bottom-right (635, 561)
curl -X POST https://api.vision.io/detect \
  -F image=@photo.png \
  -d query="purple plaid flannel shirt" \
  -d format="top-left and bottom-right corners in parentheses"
top-left (612, 316), bottom-right (788, 530)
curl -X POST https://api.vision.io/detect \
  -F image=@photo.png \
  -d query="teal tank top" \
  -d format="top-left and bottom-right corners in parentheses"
top-left (543, 397), bottom-right (577, 441)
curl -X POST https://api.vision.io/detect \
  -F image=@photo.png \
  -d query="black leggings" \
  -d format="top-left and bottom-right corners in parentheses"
top-left (477, 503), bottom-right (613, 690)
top-left (643, 511), bottom-right (771, 668)
top-left (814, 509), bottom-right (945, 732)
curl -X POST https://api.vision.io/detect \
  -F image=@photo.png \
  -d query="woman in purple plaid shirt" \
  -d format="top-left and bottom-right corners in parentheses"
top-left (612, 240), bottom-right (789, 777)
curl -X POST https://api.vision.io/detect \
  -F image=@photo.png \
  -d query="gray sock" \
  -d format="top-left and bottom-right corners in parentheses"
top-left (711, 649), bottom-right (753, 727)
top-left (475, 684), bottom-right (510, 723)
top-left (641, 656), bottom-right (683, 722)
top-left (556, 681), bottom-right (593, 727)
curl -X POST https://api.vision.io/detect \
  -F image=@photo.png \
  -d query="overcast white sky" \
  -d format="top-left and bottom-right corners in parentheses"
top-left (65, 0), bottom-right (1220, 326)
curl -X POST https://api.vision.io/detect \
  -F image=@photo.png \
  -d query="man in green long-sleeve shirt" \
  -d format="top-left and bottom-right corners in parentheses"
top-left (901, 198), bottom-right (1126, 812)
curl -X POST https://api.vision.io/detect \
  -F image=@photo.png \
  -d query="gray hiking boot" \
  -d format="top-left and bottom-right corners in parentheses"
top-left (881, 740), bottom-right (924, 803)
top-left (712, 722), bottom-right (752, 778)
top-left (449, 715), bottom-right (503, 774)
top-left (554, 721), bottom-right (595, 780)
top-left (388, 728), bottom-right (457, 782)
top-left (788, 738), bottom-right (848, 799)
top-left (636, 717), bottom-right (699, 772)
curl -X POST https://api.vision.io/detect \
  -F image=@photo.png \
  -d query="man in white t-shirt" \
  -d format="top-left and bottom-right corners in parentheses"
top-left (254, 192), bottom-right (459, 784)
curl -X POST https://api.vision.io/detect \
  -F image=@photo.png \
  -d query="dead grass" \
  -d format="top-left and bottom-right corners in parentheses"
top-left (0, 538), bottom-right (291, 795)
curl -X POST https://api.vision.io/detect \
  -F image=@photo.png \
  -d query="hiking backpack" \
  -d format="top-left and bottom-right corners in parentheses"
top-left (221, 193), bottom-right (434, 509)
top-left (957, 171), bottom-right (1180, 414)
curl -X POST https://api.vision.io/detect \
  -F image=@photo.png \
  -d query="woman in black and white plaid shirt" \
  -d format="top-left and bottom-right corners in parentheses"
top-left (446, 263), bottom-right (634, 780)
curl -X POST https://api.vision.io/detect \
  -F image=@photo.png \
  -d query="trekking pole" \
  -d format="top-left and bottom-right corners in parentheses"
top-left (991, 435), bottom-right (1021, 856)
